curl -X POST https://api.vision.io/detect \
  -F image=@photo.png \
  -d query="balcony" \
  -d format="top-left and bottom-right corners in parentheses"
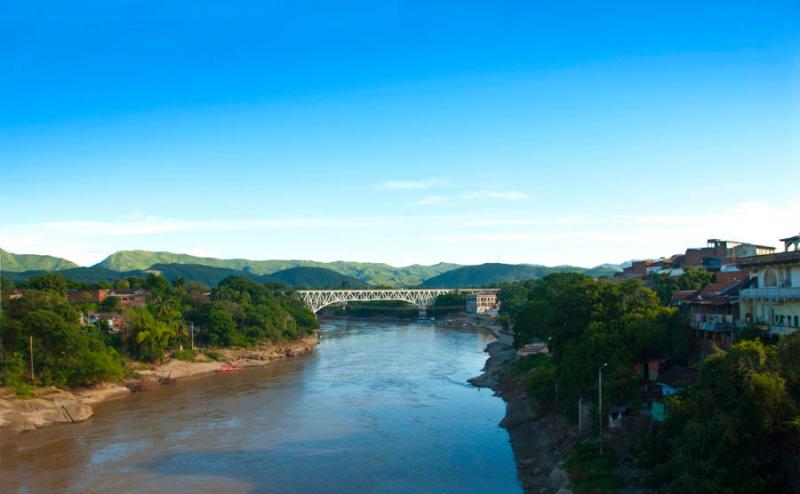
top-left (740, 287), bottom-right (800, 301)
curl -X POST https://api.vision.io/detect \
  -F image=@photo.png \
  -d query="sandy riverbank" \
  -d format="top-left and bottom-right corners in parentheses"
top-left (0, 334), bottom-right (318, 433)
top-left (470, 339), bottom-right (575, 494)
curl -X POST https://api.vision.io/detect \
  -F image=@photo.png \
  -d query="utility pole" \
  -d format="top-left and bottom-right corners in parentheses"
top-left (29, 335), bottom-right (35, 383)
top-left (598, 362), bottom-right (608, 454)
top-left (191, 322), bottom-right (195, 351)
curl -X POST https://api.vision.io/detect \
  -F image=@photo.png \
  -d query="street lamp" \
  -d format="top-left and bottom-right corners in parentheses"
top-left (598, 362), bottom-right (608, 454)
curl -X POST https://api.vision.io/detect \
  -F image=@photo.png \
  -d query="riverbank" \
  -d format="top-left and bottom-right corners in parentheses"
top-left (0, 334), bottom-right (318, 433)
top-left (470, 340), bottom-right (575, 494)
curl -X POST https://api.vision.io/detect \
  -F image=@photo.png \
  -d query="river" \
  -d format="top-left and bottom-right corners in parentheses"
top-left (1, 319), bottom-right (522, 494)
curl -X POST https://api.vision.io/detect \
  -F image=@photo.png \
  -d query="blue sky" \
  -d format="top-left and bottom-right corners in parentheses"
top-left (1, 1), bottom-right (798, 267)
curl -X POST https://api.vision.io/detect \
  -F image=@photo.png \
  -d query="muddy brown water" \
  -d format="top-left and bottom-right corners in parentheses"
top-left (1, 319), bottom-right (522, 494)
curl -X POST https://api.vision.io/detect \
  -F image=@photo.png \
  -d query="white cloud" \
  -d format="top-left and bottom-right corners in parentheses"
top-left (463, 190), bottom-right (527, 201)
top-left (414, 195), bottom-right (448, 206)
top-left (2, 200), bottom-right (795, 268)
top-left (377, 180), bottom-right (439, 190)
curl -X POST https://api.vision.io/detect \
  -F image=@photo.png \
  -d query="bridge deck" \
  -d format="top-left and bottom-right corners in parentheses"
top-left (296, 288), bottom-right (498, 313)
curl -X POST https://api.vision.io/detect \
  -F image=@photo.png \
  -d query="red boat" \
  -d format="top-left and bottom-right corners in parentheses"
top-left (216, 363), bottom-right (244, 373)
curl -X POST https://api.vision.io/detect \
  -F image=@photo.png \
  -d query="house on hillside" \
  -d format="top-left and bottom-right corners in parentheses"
top-left (685, 278), bottom-right (752, 340)
top-left (737, 234), bottom-right (800, 336)
top-left (109, 288), bottom-right (148, 308)
top-left (616, 260), bottom-right (658, 280)
top-left (67, 288), bottom-right (110, 304)
top-left (670, 239), bottom-right (776, 272)
top-left (7, 289), bottom-right (27, 301)
top-left (84, 312), bottom-right (126, 333)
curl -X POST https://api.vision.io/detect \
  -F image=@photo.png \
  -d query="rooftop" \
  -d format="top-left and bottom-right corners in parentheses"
top-left (734, 250), bottom-right (800, 268)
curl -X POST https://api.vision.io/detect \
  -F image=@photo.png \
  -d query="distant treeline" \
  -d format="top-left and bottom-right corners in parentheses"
top-left (2, 264), bottom-right (368, 290)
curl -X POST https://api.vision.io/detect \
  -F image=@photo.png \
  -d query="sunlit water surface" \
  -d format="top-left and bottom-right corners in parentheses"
top-left (2, 319), bottom-right (522, 494)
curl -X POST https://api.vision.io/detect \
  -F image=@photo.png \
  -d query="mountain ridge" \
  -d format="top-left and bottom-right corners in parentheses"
top-left (93, 250), bottom-right (459, 286)
top-left (421, 262), bottom-right (622, 288)
top-left (0, 248), bottom-right (79, 272)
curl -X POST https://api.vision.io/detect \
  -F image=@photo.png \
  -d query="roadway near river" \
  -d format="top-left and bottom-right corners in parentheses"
top-left (1, 319), bottom-right (522, 494)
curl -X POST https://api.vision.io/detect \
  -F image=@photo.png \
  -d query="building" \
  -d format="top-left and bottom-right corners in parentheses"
top-left (685, 279), bottom-right (751, 339)
top-left (706, 239), bottom-right (776, 259)
top-left (466, 290), bottom-right (499, 314)
top-left (84, 312), bottom-right (126, 333)
top-left (8, 289), bottom-right (26, 301)
top-left (109, 288), bottom-right (148, 308)
top-left (67, 288), bottom-right (110, 304)
top-left (737, 236), bottom-right (800, 336)
top-left (617, 260), bottom-right (658, 279)
top-left (679, 239), bottom-right (776, 269)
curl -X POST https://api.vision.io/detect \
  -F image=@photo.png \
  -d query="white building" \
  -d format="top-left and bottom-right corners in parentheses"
top-left (738, 234), bottom-right (800, 336)
top-left (466, 290), bottom-right (499, 314)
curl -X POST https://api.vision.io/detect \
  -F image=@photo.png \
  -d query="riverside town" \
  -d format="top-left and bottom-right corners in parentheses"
top-left (1, 2), bottom-right (797, 493)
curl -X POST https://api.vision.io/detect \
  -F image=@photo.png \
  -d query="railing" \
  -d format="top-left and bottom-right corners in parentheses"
top-left (296, 288), bottom-right (499, 313)
top-left (740, 287), bottom-right (800, 300)
top-left (770, 326), bottom-right (800, 337)
top-left (691, 321), bottom-right (736, 332)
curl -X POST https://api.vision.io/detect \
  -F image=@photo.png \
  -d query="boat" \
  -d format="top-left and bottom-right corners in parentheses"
top-left (216, 363), bottom-right (245, 373)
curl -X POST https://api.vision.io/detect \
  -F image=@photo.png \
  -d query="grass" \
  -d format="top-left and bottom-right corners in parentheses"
top-left (512, 353), bottom-right (551, 376)
top-left (173, 349), bottom-right (199, 362)
top-left (202, 350), bottom-right (222, 361)
top-left (10, 380), bottom-right (35, 398)
top-left (565, 441), bottom-right (621, 494)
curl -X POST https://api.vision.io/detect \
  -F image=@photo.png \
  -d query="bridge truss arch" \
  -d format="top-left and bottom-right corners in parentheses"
top-left (296, 288), bottom-right (486, 314)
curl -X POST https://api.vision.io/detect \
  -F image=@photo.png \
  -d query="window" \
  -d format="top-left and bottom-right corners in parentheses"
top-left (765, 269), bottom-right (779, 287)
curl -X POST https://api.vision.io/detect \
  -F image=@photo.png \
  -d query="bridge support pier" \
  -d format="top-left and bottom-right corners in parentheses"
top-left (418, 308), bottom-right (427, 318)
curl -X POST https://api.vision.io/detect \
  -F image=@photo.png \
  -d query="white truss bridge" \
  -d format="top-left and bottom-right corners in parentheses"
top-left (296, 288), bottom-right (497, 314)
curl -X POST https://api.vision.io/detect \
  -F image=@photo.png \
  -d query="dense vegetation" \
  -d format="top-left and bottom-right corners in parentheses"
top-left (0, 248), bottom-right (78, 272)
top-left (0, 273), bottom-right (318, 390)
top-left (651, 266), bottom-right (714, 305)
top-left (1, 287), bottom-right (124, 389)
top-left (507, 273), bottom-right (690, 420)
top-left (428, 291), bottom-right (468, 317)
top-left (421, 263), bottom-right (622, 288)
top-left (640, 338), bottom-right (800, 492)
top-left (328, 300), bottom-right (419, 319)
top-left (502, 272), bottom-right (800, 492)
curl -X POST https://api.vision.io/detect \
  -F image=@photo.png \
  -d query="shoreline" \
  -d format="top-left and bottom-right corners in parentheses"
top-left (470, 339), bottom-right (575, 494)
top-left (0, 334), bottom-right (319, 433)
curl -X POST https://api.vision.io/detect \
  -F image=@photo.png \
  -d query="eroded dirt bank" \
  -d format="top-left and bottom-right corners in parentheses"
top-left (471, 340), bottom-right (575, 494)
top-left (0, 334), bottom-right (318, 433)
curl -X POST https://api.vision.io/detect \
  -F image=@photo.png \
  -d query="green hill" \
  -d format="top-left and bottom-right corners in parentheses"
top-left (0, 248), bottom-right (79, 272)
top-left (421, 263), bottom-right (622, 288)
top-left (269, 267), bottom-right (369, 289)
top-left (2, 267), bottom-right (141, 284)
top-left (94, 250), bottom-right (459, 286)
top-left (148, 263), bottom-right (284, 287)
top-left (3, 264), bottom-right (366, 289)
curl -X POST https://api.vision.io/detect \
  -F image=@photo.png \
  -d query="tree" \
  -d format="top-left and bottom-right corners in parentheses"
top-left (25, 273), bottom-right (68, 294)
top-left (126, 307), bottom-right (175, 362)
top-left (647, 339), bottom-right (797, 493)
top-left (652, 267), bottom-right (713, 305)
top-left (506, 273), bottom-right (689, 420)
top-left (100, 296), bottom-right (120, 312)
top-left (113, 279), bottom-right (130, 290)
top-left (202, 302), bottom-right (237, 346)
